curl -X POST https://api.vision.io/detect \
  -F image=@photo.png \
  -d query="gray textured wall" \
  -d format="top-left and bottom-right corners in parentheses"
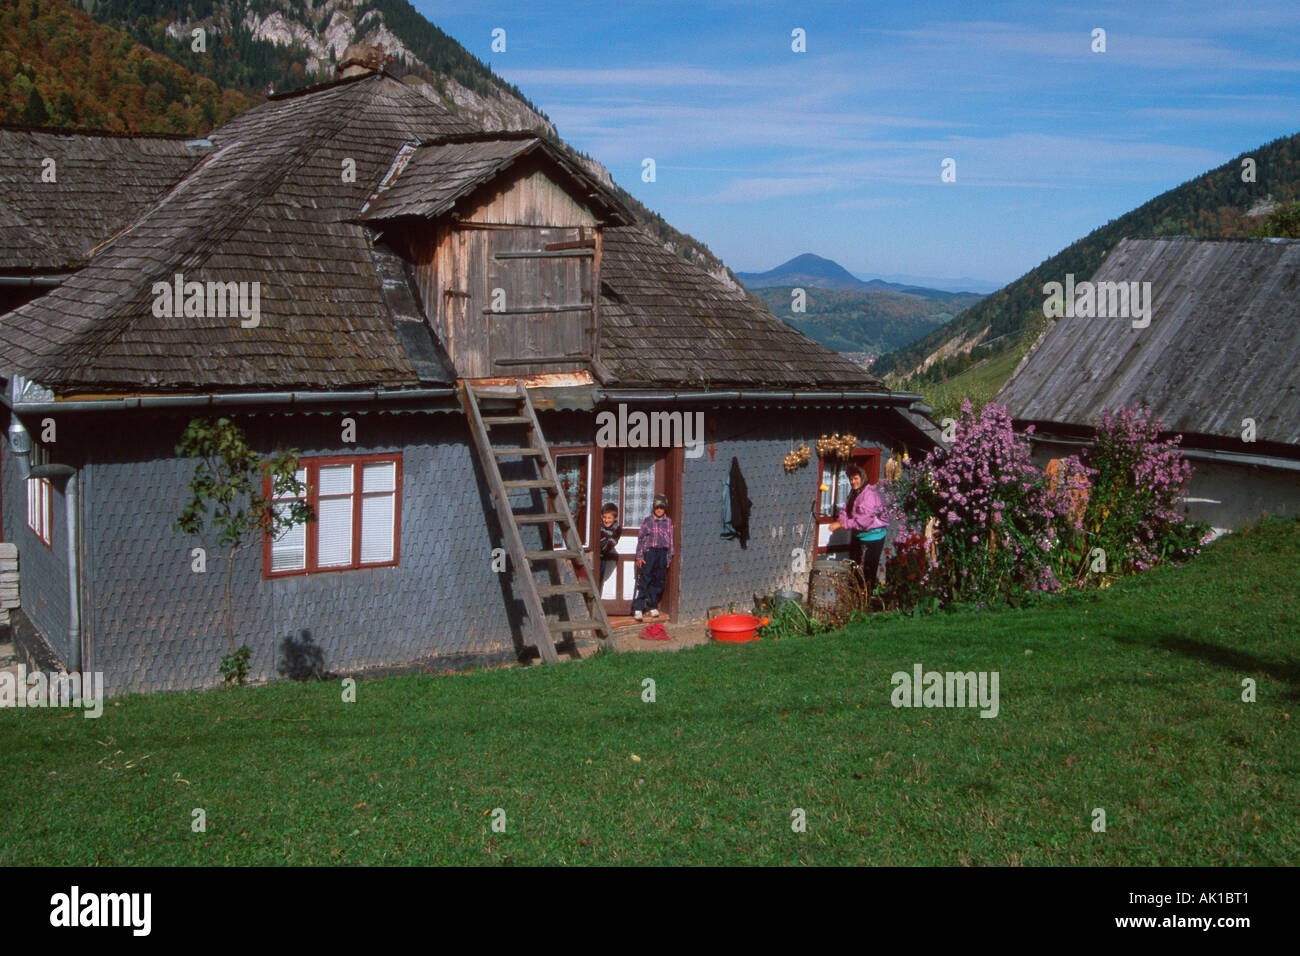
top-left (1179, 459), bottom-right (1300, 529)
top-left (1, 423), bottom-right (72, 663)
top-left (80, 410), bottom-right (523, 694)
top-left (11, 404), bottom-right (905, 694)
top-left (677, 407), bottom-right (894, 619)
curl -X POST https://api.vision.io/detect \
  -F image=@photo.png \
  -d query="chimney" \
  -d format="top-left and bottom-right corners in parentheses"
top-left (337, 44), bottom-right (391, 78)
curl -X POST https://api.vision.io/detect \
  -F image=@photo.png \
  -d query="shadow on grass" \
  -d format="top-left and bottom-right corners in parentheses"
top-left (1114, 632), bottom-right (1300, 701)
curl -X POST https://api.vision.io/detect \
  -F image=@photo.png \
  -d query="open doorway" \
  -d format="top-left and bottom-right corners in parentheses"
top-left (595, 445), bottom-right (682, 618)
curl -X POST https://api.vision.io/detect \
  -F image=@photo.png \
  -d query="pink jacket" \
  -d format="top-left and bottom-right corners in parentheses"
top-left (839, 484), bottom-right (887, 532)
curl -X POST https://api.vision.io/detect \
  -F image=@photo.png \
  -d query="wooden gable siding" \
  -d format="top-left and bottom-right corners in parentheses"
top-left (463, 165), bottom-right (599, 227)
top-left (414, 161), bottom-right (602, 378)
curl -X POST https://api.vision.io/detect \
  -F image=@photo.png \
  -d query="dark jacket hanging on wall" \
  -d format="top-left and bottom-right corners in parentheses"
top-left (721, 456), bottom-right (752, 549)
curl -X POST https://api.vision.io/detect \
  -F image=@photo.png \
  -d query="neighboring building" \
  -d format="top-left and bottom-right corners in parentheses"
top-left (997, 236), bottom-right (1300, 533)
top-left (0, 69), bottom-right (939, 694)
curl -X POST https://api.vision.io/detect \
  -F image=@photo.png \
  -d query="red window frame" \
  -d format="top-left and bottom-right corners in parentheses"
top-left (262, 453), bottom-right (402, 578)
top-left (816, 449), bottom-right (880, 519)
top-left (815, 447), bottom-right (881, 557)
top-left (26, 443), bottom-right (52, 548)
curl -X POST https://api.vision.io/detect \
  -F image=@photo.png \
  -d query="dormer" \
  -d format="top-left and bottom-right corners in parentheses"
top-left (363, 133), bottom-right (630, 380)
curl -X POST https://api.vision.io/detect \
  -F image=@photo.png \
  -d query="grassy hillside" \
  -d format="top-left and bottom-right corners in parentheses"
top-left (4, 516), bottom-right (1295, 865)
top-left (753, 284), bottom-right (976, 357)
top-left (878, 130), bottom-right (1300, 384)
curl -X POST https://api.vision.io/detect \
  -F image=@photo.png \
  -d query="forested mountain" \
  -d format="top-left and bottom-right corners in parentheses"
top-left (77, 0), bottom-right (546, 111)
top-left (3, 0), bottom-right (735, 283)
top-left (81, 0), bottom-right (735, 282)
top-left (739, 253), bottom-right (870, 291)
top-left (877, 131), bottom-right (1300, 385)
top-left (0, 0), bottom-right (253, 132)
top-left (750, 284), bottom-right (979, 358)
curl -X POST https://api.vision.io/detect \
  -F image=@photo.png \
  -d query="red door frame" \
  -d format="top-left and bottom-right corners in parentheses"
top-left (591, 443), bottom-right (682, 620)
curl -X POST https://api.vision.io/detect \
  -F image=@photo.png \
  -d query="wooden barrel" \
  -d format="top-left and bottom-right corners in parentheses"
top-left (807, 557), bottom-right (854, 608)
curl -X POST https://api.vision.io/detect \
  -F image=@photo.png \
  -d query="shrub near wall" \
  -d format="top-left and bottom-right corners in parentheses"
top-left (880, 401), bottom-right (1207, 613)
top-left (1053, 404), bottom-right (1206, 584)
top-left (884, 400), bottom-right (1065, 607)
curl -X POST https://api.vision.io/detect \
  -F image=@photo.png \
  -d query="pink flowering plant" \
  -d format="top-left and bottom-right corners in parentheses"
top-left (1070, 404), bottom-right (1206, 576)
top-left (876, 401), bottom-right (1207, 612)
top-left (883, 400), bottom-right (1062, 606)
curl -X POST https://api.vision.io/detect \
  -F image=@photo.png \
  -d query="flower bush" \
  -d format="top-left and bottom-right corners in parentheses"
top-left (884, 400), bottom-right (1062, 606)
top-left (1068, 404), bottom-right (1205, 576)
top-left (874, 400), bottom-right (1206, 613)
top-left (875, 528), bottom-right (932, 611)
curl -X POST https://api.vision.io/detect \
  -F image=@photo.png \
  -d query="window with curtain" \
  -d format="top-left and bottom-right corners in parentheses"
top-left (601, 449), bottom-right (656, 528)
top-left (818, 462), bottom-right (853, 518)
top-left (26, 442), bottom-right (52, 547)
top-left (266, 455), bottom-right (401, 575)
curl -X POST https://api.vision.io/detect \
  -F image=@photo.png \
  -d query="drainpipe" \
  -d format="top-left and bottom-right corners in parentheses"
top-left (0, 275), bottom-right (72, 288)
top-left (7, 415), bottom-right (83, 673)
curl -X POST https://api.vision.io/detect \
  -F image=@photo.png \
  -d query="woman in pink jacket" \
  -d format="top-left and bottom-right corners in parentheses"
top-left (827, 465), bottom-right (888, 592)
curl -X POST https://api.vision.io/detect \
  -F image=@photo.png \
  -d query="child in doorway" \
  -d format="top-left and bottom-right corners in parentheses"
top-left (633, 493), bottom-right (674, 621)
top-left (599, 503), bottom-right (620, 584)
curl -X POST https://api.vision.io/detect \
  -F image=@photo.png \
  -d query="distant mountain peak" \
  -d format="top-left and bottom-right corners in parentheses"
top-left (737, 252), bottom-right (867, 291)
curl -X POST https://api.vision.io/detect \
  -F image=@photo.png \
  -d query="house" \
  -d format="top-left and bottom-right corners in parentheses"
top-left (0, 67), bottom-right (940, 693)
top-left (997, 236), bottom-right (1300, 532)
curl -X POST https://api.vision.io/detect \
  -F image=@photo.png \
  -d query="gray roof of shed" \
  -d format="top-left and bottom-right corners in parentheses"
top-left (996, 237), bottom-right (1300, 447)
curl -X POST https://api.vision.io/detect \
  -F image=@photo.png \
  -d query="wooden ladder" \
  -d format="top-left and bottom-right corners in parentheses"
top-left (461, 380), bottom-right (615, 662)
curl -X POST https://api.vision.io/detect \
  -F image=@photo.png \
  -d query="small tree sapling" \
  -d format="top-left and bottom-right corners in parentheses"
top-left (174, 417), bottom-right (314, 678)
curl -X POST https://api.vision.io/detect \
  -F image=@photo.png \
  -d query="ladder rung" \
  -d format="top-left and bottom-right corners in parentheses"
top-left (483, 415), bottom-right (530, 425)
top-left (492, 446), bottom-right (545, 457)
top-left (503, 479), bottom-right (554, 490)
top-left (537, 583), bottom-right (592, 598)
top-left (514, 513), bottom-right (567, 525)
top-left (525, 549), bottom-right (581, 561)
top-left (548, 620), bottom-right (604, 634)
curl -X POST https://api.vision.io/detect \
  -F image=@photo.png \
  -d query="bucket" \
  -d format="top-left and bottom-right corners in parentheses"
top-left (708, 614), bottom-right (761, 643)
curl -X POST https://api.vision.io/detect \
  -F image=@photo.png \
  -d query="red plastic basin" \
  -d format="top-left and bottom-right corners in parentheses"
top-left (708, 614), bottom-right (761, 643)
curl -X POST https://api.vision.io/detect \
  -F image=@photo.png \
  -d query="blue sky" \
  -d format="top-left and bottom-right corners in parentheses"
top-left (417, 1), bottom-right (1300, 286)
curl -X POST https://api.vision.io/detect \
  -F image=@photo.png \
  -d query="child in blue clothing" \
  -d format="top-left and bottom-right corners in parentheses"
top-left (632, 494), bottom-right (673, 621)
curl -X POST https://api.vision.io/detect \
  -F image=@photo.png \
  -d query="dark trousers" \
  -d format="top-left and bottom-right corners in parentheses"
top-left (633, 547), bottom-right (668, 611)
top-left (850, 535), bottom-right (886, 592)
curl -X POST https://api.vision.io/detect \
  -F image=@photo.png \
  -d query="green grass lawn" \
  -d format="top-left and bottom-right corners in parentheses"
top-left (3, 518), bottom-right (1297, 866)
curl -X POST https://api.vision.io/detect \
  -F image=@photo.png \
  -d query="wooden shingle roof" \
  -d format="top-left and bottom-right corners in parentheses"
top-left (0, 75), bottom-right (472, 390)
top-left (997, 237), bottom-right (1300, 447)
top-left (0, 127), bottom-right (207, 272)
top-left (600, 227), bottom-right (880, 388)
top-left (0, 72), bottom-right (882, 395)
top-left (361, 133), bottom-right (627, 225)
